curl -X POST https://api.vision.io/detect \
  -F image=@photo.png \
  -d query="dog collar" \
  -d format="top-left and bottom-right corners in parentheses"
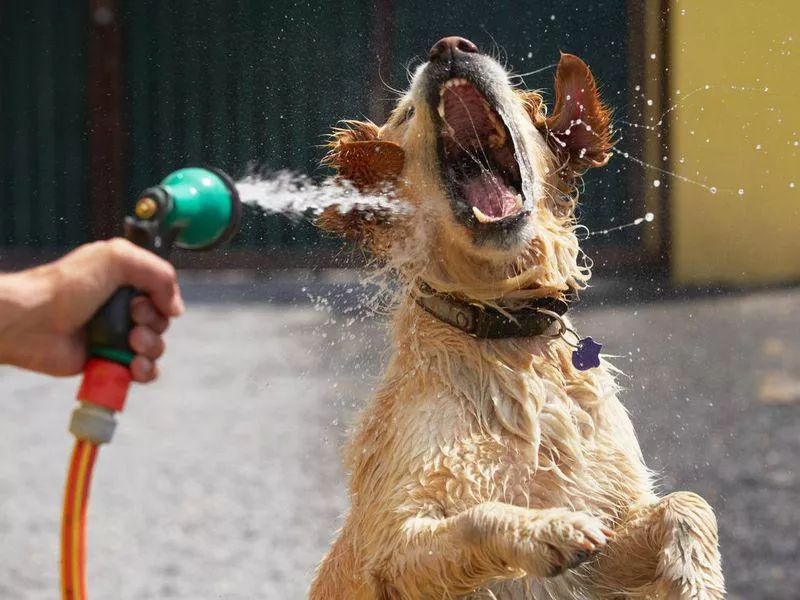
top-left (414, 282), bottom-right (571, 340)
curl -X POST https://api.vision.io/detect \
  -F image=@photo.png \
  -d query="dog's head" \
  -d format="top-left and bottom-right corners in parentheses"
top-left (320, 37), bottom-right (613, 300)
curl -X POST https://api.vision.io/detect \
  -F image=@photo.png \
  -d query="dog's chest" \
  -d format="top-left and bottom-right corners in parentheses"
top-left (409, 414), bottom-right (590, 514)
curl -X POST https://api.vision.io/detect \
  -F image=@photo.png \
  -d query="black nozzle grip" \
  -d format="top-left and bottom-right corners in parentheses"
top-left (86, 286), bottom-right (139, 365)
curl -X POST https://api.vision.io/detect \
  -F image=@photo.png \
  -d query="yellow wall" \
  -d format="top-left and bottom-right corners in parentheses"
top-left (670, 0), bottom-right (800, 285)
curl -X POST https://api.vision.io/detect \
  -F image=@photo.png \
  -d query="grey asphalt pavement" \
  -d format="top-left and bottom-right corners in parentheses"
top-left (1, 279), bottom-right (798, 599)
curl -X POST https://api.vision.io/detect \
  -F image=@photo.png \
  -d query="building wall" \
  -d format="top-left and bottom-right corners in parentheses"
top-left (670, 0), bottom-right (800, 285)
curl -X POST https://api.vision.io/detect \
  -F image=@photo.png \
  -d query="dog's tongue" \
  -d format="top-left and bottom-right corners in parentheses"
top-left (463, 172), bottom-right (518, 219)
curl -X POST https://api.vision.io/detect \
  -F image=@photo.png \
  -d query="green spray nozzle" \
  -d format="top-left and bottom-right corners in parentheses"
top-left (87, 166), bottom-right (241, 366)
top-left (135, 167), bottom-right (242, 250)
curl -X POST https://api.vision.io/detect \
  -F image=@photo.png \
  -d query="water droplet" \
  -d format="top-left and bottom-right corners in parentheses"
top-left (645, 212), bottom-right (654, 222)
top-left (710, 186), bottom-right (718, 194)
top-left (791, 182), bottom-right (796, 189)
top-left (646, 99), bottom-right (653, 106)
top-left (652, 179), bottom-right (661, 188)
top-left (650, 53), bottom-right (657, 60)
top-left (738, 188), bottom-right (744, 196)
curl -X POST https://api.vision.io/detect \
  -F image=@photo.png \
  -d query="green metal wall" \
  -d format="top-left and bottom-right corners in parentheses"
top-left (121, 0), bottom-right (373, 251)
top-left (0, 0), bottom-right (89, 248)
top-left (1, 1), bottom-right (633, 255)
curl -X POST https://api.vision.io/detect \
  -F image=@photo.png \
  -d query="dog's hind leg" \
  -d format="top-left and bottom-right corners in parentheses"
top-left (590, 492), bottom-right (725, 600)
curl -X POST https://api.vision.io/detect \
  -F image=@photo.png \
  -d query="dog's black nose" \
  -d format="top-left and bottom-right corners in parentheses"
top-left (429, 36), bottom-right (478, 62)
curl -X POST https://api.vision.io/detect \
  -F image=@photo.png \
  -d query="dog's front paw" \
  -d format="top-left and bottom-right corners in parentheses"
top-left (460, 503), bottom-right (614, 579)
top-left (533, 510), bottom-right (614, 576)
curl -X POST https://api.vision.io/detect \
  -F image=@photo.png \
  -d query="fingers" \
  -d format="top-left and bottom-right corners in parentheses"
top-left (129, 296), bottom-right (170, 383)
top-left (130, 355), bottom-right (159, 383)
top-left (130, 296), bottom-right (170, 334)
top-left (106, 239), bottom-right (184, 317)
top-left (129, 324), bottom-right (164, 384)
top-left (129, 325), bottom-right (165, 360)
top-left (129, 298), bottom-right (168, 383)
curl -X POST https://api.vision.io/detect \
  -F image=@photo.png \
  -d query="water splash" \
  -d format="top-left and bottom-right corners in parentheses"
top-left (610, 147), bottom-right (728, 194)
top-left (582, 212), bottom-right (655, 239)
top-left (623, 83), bottom-right (783, 133)
top-left (235, 171), bottom-right (408, 220)
top-left (608, 83), bottom-right (797, 195)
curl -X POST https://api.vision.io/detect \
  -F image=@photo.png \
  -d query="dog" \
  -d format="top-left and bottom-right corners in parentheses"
top-left (309, 37), bottom-right (724, 599)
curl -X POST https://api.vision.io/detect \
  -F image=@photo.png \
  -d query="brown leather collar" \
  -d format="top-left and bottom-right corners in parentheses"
top-left (414, 282), bottom-right (572, 339)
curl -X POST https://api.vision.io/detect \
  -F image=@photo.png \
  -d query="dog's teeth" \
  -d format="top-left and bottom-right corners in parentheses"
top-left (437, 101), bottom-right (445, 118)
top-left (472, 206), bottom-right (495, 223)
top-left (508, 186), bottom-right (518, 196)
top-left (442, 77), bottom-right (468, 90)
top-left (513, 194), bottom-right (524, 210)
top-left (440, 78), bottom-right (469, 96)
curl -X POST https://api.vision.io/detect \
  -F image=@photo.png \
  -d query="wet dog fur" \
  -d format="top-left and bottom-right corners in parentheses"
top-left (309, 41), bottom-right (724, 600)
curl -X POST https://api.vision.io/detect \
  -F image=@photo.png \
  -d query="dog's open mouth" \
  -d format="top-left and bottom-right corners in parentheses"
top-left (438, 78), bottom-right (526, 226)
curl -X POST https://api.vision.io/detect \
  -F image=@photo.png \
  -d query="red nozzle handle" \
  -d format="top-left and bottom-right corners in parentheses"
top-left (77, 358), bottom-right (132, 412)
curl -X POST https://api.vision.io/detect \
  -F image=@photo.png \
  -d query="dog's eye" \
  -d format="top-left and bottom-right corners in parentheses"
top-left (397, 106), bottom-right (415, 125)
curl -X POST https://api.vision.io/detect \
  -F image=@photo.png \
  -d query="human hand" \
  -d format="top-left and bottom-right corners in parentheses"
top-left (0, 239), bottom-right (184, 382)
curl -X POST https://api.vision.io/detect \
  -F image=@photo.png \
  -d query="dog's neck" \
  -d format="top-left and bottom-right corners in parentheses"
top-left (389, 291), bottom-right (603, 472)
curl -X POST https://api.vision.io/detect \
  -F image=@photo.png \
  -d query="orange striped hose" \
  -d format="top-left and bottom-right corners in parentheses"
top-left (60, 439), bottom-right (99, 600)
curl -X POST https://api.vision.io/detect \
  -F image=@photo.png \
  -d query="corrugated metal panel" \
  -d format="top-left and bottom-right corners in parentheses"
top-left (1, 1), bottom-right (638, 257)
top-left (390, 1), bottom-right (634, 248)
top-left (0, 0), bottom-right (88, 249)
top-left (121, 0), bottom-right (374, 251)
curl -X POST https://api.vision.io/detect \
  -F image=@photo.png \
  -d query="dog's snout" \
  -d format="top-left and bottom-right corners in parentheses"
top-left (428, 36), bottom-right (478, 62)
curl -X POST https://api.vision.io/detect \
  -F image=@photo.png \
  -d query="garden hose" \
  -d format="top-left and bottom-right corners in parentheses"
top-left (60, 440), bottom-right (100, 600)
top-left (59, 168), bottom-right (241, 600)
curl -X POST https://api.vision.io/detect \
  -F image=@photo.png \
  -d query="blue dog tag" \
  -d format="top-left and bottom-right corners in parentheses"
top-left (572, 337), bottom-right (602, 370)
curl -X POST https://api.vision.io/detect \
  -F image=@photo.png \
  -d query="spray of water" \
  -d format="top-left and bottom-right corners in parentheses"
top-left (235, 171), bottom-right (409, 220)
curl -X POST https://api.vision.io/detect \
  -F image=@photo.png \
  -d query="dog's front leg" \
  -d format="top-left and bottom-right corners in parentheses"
top-left (383, 502), bottom-right (612, 598)
top-left (591, 492), bottom-right (725, 600)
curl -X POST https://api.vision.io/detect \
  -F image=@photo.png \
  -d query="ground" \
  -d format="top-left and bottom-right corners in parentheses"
top-left (0, 275), bottom-right (798, 599)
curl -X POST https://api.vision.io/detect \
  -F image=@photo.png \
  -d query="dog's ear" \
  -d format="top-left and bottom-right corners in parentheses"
top-left (317, 120), bottom-right (406, 254)
top-left (322, 120), bottom-right (405, 190)
top-left (538, 53), bottom-right (613, 174)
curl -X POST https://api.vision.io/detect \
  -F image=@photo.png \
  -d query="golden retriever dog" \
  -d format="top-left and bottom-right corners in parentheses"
top-left (310, 37), bottom-right (724, 599)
